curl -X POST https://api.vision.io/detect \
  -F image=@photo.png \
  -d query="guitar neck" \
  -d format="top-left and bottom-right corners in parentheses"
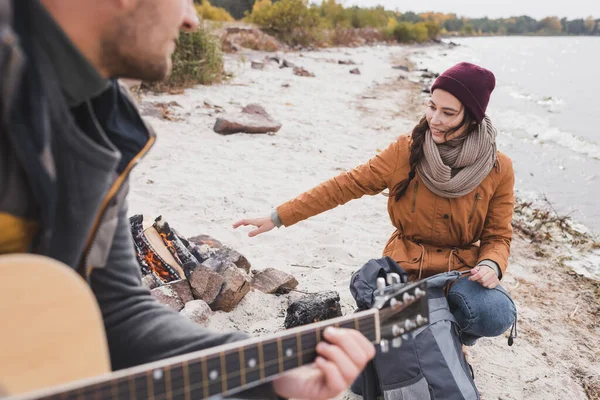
top-left (19, 309), bottom-right (380, 400)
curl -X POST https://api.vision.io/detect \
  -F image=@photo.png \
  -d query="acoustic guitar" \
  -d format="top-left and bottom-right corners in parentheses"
top-left (0, 254), bottom-right (429, 399)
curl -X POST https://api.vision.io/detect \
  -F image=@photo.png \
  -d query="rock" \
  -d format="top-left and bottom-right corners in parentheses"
top-left (421, 72), bottom-right (439, 79)
top-left (151, 285), bottom-right (184, 312)
top-left (284, 291), bottom-right (342, 329)
top-left (166, 279), bottom-right (194, 304)
top-left (338, 59), bottom-right (356, 65)
top-left (142, 273), bottom-right (162, 290)
top-left (349, 68), bottom-right (361, 75)
top-left (281, 59), bottom-right (296, 68)
top-left (251, 268), bottom-right (299, 294)
top-left (293, 67), bottom-right (315, 77)
top-left (251, 61), bottom-right (265, 70)
top-left (189, 243), bottom-right (219, 264)
top-left (180, 300), bottom-right (212, 326)
top-left (393, 65), bottom-right (409, 72)
top-left (188, 265), bottom-right (224, 304)
top-left (211, 265), bottom-right (252, 312)
top-left (214, 104), bottom-right (282, 135)
top-left (203, 246), bottom-right (251, 274)
top-left (188, 234), bottom-right (223, 249)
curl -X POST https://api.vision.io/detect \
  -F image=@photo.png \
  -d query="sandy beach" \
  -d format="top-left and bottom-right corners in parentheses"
top-left (127, 43), bottom-right (600, 400)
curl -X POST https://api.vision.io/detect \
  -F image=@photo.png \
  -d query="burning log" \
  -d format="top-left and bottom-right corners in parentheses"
top-left (153, 216), bottom-right (200, 277)
top-left (129, 215), bottom-right (182, 282)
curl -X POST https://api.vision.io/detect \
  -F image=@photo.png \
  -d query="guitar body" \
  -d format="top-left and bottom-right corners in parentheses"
top-left (0, 254), bottom-right (110, 396)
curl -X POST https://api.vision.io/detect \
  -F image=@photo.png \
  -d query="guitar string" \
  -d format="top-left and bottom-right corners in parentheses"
top-left (48, 323), bottom-right (381, 400)
top-left (42, 297), bottom-right (423, 399)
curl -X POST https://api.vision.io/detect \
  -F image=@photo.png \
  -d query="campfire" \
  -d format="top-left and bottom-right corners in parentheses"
top-left (128, 215), bottom-right (299, 322)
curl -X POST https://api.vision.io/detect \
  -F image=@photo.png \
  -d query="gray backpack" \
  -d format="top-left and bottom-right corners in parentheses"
top-left (350, 257), bottom-right (479, 400)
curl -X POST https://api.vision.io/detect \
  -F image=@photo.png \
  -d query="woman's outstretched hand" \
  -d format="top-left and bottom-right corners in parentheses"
top-left (233, 216), bottom-right (275, 237)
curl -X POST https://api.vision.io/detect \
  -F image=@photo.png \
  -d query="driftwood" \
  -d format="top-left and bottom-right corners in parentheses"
top-left (284, 291), bottom-right (342, 329)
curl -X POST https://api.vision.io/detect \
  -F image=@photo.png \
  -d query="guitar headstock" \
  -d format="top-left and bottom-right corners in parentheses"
top-left (372, 273), bottom-right (429, 352)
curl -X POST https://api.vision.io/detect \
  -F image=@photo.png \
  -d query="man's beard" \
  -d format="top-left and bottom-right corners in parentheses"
top-left (101, 42), bottom-right (171, 82)
top-left (99, 8), bottom-right (171, 82)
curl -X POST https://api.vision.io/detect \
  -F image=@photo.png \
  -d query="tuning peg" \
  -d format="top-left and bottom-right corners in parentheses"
top-left (404, 319), bottom-right (417, 331)
top-left (380, 339), bottom-right (390, 353)
top-left (392, 337), bottom-right (403, 348)
top-left (386, 273), bottom-right (401, 285)
top-left (416, 314), bottom-right (428, 326)
top-left (414, 288), bottom-right (426, 298)
top-left (390, 298), bottom-right (401, 309)
top-left (377, 277), bottom-right (386, 289)
top-left (392, 324), bottom-right (405, 337)
top-left (402, 293), bottom-right (415, 303)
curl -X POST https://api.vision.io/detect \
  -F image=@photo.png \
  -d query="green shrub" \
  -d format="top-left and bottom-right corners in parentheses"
top-left (393, 21), bottom-right (431, 43)
top-left (145, 27), bottom-right (224, 91)
top-left (246, 0), bottom-right (323, 46)
top-left (195, 1), bottom-right (234, 21)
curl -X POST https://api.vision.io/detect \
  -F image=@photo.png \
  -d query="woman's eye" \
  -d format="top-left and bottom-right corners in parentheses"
top-left (444, 112), bottom-right (454, 116)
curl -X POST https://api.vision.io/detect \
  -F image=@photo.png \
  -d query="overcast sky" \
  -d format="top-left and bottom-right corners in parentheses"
top-left (319, 0), bottom-right (599, 20)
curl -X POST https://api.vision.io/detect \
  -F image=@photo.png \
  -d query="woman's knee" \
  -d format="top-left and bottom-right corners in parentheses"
top-left (448, 278), bottom-right (516, 336)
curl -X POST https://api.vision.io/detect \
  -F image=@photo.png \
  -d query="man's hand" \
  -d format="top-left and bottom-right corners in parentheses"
top-left (469, 264), bottom-right (500, 288)
top-left (272, 327), bottom-right (375, 400)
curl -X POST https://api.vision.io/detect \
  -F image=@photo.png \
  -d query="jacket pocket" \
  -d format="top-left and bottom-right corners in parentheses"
top-left (467, 193), bottom-right (482, 224)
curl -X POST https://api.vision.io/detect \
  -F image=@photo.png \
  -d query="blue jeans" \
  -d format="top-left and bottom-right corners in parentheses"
top-left (447, 276), bottom-right (517, 346)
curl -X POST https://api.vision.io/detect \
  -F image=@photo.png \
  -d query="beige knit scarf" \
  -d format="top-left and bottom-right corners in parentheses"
top-left (417, 116), bottom-right (497, 199)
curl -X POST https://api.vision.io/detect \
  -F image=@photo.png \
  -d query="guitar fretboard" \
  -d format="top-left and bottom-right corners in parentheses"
top-left (28, 310), bottom-right (379, 400)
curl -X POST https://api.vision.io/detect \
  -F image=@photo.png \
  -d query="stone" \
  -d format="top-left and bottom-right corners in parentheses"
top-left (251, 268), bottom-right (298, 294)
top-left (251, 61), bottom-right (265, 70)
top-left (203, 246), bottom-right (251, 274)
top-left (166, 279), bottom-right (194, 304)
top-left (393, 65), bottom-right (409, 71)
top-left (188, 234), bottom-right (224, 249)
top-left (293, 67), bottom-right (315, 77)
top-left (214, 104), bottom-right (282, 135)
top-left (211, 265), bottom-right (251, 312)
top-left (188, 265), bottom-right (224, 304)
top-left (281, 59), bottom-right (296, 68)
top-left (349, 68), bottom-right (361, 75)
top-left (180, 300), bottom-right (212, 326)
top-left (284, 291), bottom-right (342, 329)
top-left (151, 285), bottom-right (184, 312)
top-left (141, 273), bottom-right (162, 290)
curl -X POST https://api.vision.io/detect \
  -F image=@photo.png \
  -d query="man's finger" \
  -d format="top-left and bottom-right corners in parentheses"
top-left (314, 356), bottom-right (347, 396)
top-left (316, 341), bottom-right (360, 383)
top-left (323, 328), bottom-right (374, 369)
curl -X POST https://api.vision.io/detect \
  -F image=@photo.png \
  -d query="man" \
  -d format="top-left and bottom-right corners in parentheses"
top-left (0, 0), bottom-right (375, 398)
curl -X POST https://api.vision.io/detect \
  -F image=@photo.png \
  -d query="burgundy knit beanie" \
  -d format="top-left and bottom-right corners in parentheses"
top-left (430, 62), bottom-right (496, 123)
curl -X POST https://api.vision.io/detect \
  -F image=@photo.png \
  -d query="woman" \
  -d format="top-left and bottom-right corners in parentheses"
top-left (234, 62), bottom-right (516, 345)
